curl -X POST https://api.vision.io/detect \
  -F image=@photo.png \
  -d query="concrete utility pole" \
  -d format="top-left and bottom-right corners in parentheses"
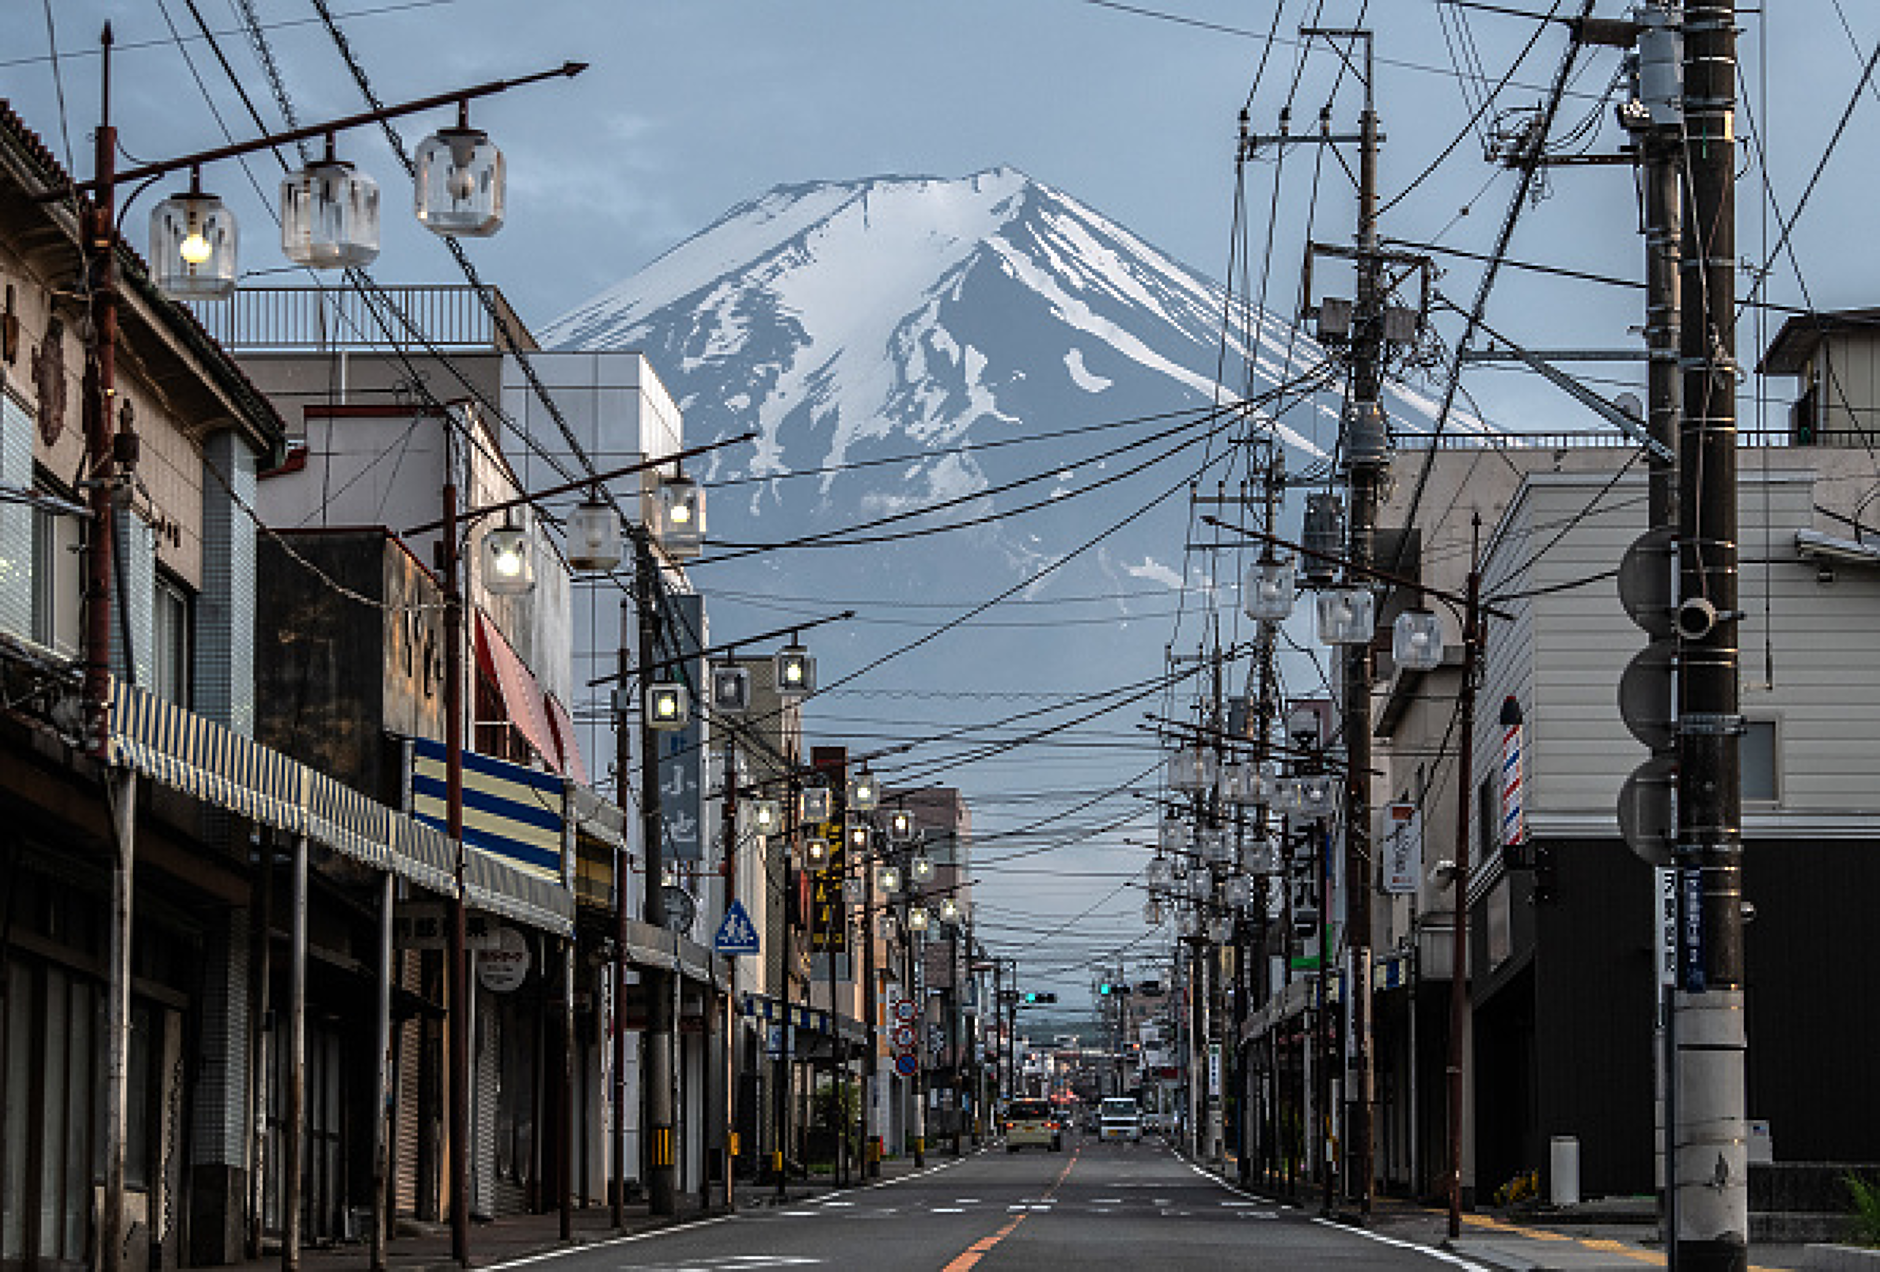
top-left (1446, 516), bottom-right (1482, 1244)
top-left (636, 538), bottom-right (678, 1215)
top-left (1675, 2), bottom-right (1748, 1266)
top-left (1325, 24), bottom-right (1383, 1218)
top-left (613, 608), bottom-right (632, 1228)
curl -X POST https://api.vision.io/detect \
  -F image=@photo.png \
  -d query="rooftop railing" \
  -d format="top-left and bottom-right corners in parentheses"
top-left (190, 284), bottom-right (535, 353)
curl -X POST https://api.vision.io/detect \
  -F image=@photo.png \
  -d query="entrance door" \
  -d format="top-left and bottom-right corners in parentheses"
top-left (1, 960), bottom-right (100, 1271)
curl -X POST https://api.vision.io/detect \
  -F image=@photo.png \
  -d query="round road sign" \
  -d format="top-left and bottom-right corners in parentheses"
top-left (892, 1025), bottom-right (917, 1049)
top-left (894, 1053), bottom-right (919, 1077)
top-left (893, 998), bottom-right (916, 1023)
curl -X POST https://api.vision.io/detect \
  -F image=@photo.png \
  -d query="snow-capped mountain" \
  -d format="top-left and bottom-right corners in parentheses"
top-left (540, 168), bottom-right (1449, 695)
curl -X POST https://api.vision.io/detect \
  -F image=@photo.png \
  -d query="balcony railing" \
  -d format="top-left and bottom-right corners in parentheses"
top-left (190, 284), bottom-right (535, 353)
top-left (1392, 427), bottom-right (1873, 451)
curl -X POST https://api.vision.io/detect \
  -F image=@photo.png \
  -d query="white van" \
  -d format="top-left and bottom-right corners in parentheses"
top-left (1098, 1097), bottom-right (1142, 1143)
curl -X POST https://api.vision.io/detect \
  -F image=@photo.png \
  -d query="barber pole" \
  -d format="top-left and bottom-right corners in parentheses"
top-left (1500, 696), bottom-right (1525, 850)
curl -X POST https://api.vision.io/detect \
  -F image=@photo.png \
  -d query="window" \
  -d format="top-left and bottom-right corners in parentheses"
top-left (1742, 719), bottom-right (1779, 803)
top-left (152, 574), bottom-right (191, 706)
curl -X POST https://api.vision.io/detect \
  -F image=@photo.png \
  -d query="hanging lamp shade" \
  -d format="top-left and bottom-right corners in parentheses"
top-left (1244, 559), bottom-right (1296, 622)
top-left (280, 157), bottom-right (380, 269)
top-left (849, 771), bottom-right (880, 812)
top-left (1146, 856), bottom-right (1172, 891)
top-left (649, 473), bottom-right (704, 559)
top-left (1392, 609), bottom-right (1445, 672)
top-left (910, 854), bottom-right (936, 884)
top-left (149, 181), bottom-right (237, 300)
top-left (939, 897), bottom-right (961, 923)
top-left (1143, 898), bottom-right (1164, 926)
top-left (565, 496), bottom-right (621, 572)
top-left (1167, 745), bottom-right (1216, 793)
top-left (414, 123), bottom-right (505, 237)
top-left (749, 799), bottom-right (782, 836)
top-left (801, 785), bottom-right (832, 823)
top-left (907, 905), bottom-right (932, 933)
top-left (482, 521), bottom-right (534, 595)
top-left (1158, 817), bottom-right (1187, 857)
top-left (775, 643), bottom-right (815, 700)
top-left (877, 864), bottom-right (903, 894)
top-left (1316, 587), bottom-right (1376, 646)
top-left (888, 809), bottom-right (915, 843)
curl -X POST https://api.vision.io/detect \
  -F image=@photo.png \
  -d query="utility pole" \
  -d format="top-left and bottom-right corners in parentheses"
top-left (1446, 515), bottom-right (1482, 1244)
top-left (1676, 2), bottom-right (1747, 1266)
top-left (636, 537), bottom-right (677, 1216)
top-left (720, 691), bottom-right (740, 1210)
top-left (613, 607), bottom-right (632, 1229)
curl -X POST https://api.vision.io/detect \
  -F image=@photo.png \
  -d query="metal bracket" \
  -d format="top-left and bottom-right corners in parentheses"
top-left (1678, 713), bottom-right (1745, 737)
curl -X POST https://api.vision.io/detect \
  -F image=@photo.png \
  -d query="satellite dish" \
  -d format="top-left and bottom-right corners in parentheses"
top-left (1618, 527), bottom-right (1678, 639)
top-left (1614, 392), bottom-right (1644, 424)
top-left (1619, 755), bottom-right (1676, 866)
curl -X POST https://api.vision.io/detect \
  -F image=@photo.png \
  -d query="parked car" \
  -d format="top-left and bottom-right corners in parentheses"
top-left (1098, 1097), bottom-right (1143, 1143)
top-left (1141, 1111), bottom-right (1167, 1133)
top-left (1004, 1098), bottom-right (1062, 1152)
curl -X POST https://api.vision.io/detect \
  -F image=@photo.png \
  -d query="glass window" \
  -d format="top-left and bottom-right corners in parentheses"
top-left (153, 574), bottom-right (191, 706)
top-left (1742, 719), bottom-right (1778, 803)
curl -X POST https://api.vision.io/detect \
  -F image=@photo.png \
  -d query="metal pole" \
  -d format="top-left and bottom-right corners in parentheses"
top-left (722, 717), bottom-right (740, 1209)
top-left (774, 793), bottom-right (793, 1199)
top-left (613, 606), bottom-right (630, 1228)
top-left (862, 835), bottom-right (879, 1177)
top-left (560, 934), bottom-right (574, 1238)
top-left (248, 820), bottom-right (273, 1258)
top-left (910, 925), bottom-right (926, 1167)
top-left (100, 768), bottom-right (135, 1272)
top-left (1343, 31), bottom-right (1383, 1219)
top-left (443, 464), bottom-right (471, 1265)
top-left (1319, 824), bottom-right (1334, 1218)
top-left (283, 832), bottom-right (307, 1272)
top-left (1446, 515), bottom-right (1481, 1243)
top-left (372, 874), bottom-right (395, 1271)
top-left (1677, 4), bottom-right (1746, 1267)
top-left (636, 538), bottom-right (677, 1215)
top-left (82, 23), bottom-right (120, 762)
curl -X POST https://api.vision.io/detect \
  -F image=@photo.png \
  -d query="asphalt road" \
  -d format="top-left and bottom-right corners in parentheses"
top-left (519, 1133), bottom-right (1485, 1271)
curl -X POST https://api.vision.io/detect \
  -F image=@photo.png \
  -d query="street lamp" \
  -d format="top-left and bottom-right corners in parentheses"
top-left (414, 104), bottom-right (505, 236)
top-left (908, 905), bottom-right (932, 933)
top-left (848, 823), bottom-right (870, 854)
top-left (1168, 745), bottom-right (1217, 793)
top-left (1244, 559), bottom-right (1297, 622)
top-left (482, 519), bottom-right (535, 595)
top-left (877, 864), bottom-right (903, 893)
top-left (1315, 588), bottom-right (1376, 645)
top-left (1159, 817), bottom-right (1188, 856)
top-left (1392, 609), bottom-right (1445, 672)
top-left (649, 471), bottom-right (704, 560)
top-left (911, 853), bottom-right (936, 885)
top-left (775, 641), bottom-right (816, 700)
top-left (646, 683), bottom-right (690, 731)
top-left (748, 798), bottom-right (782, 836)
top-left (888, 809), bottom-right (915, 843)
top-left (148, 170), bottom-right (236, 299)
top-left (280, 142), bottom-right (382, 269)
top-left (939, 896), bottom-right (962, 924)
top-left (802, 785), bottom-right (832, 823)
top-left (565, 494), bottom-right (622, 572)
top-left (850, 770), bottom-right (880, 812)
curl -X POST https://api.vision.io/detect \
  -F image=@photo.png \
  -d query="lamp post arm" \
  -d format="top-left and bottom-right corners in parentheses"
top-left (46, 60), bottom-right (587, 199)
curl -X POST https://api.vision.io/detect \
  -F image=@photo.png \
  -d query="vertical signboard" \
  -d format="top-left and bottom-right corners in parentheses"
top-left (1382, 801), bottom-right (1422, 894)
top-left (810, 819), bottom-right (848, 953)
top-left (652, 593), bottom-right (704, 860)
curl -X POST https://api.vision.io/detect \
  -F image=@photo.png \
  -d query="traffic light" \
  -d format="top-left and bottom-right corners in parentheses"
top-left (1021, 991), bottom-right (1056, 1005)
top-left (1098, 982), bottom-right (1112, 996)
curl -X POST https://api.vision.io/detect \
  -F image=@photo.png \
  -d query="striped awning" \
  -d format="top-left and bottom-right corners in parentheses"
top-left (739, 992), bottom-right (865, 1044)
top-left (107, 678), bottom-right (571, 935)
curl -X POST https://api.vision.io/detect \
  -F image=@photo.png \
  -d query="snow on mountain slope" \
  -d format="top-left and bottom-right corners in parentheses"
top-left (540, 169), bottom-right (1461, 695)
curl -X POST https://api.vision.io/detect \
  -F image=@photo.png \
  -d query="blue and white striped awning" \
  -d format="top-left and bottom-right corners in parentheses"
top-left (739, 992), bottom-right (865, 1043)
top-left (107, 679), bottom-right (571, 936)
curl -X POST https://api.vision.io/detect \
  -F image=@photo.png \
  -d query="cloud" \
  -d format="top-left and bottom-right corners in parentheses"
top-left (1121, 556), bottom-right (1183, 589)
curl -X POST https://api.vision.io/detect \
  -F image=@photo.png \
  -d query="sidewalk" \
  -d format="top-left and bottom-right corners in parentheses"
top-left (230, 1153), bottom-right (945, 1272)
top-left (1199, 1156), bottom-right (1818, 1271)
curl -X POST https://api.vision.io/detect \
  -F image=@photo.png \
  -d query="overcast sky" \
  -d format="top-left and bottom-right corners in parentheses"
top-left (11, 1), bottom-right (1880, 1001)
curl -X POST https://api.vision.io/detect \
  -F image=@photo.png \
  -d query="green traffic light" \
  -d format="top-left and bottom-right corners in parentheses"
top-left (1098, 982), bottom-right (1112, 995)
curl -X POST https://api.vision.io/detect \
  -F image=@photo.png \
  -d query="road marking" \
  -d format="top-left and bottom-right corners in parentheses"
top-left (941, 1215), bottom-right (1027, 1272)
top-left (780, 1210), bottom-right (818, 1217)
top-left (818, 1200), bottom-right (855, 1208)
top-left (1307, 1218), bottom-right (1493, 1270)
top-left (933, 1207), bottom-right (965, 1213)
top-left (479, 1214), bottom-right (742, 1270)
top-left (1091, 1197), bottom-right (1124, 1205)
top-left (955, 1198), bottom-right (981, 1204)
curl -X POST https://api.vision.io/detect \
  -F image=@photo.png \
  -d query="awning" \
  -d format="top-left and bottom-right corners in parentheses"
top-left (473, 611), bottom-right (563, 775)
top-left (545, 693), bottom-right (588, 787)
top-left (739, 992), bottom-right (866, 1045)
top-left (107, 677), bottom-right (571, 936)
top-left (622, 917), bottom-right (730, 993)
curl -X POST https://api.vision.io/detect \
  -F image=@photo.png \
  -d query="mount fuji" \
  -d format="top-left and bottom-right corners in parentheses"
top-left (540, 168), bottom-right (1458, 701)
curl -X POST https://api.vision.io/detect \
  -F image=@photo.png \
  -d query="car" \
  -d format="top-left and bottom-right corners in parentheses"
top-left (1098, 1097), bottom-right (1142, 1143)
top-left (1003, 1098), bottom-right (1062, 1152)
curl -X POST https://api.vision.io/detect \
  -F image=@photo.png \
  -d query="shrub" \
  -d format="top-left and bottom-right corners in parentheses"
top-left (1846, 1173), bottom-right (1880, 1247)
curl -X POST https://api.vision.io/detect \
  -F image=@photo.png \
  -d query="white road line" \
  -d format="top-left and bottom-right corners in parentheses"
top-left (1307, 1218), bottom-right (1493, 1271)
top-left (932, 1207), bottom-right (965, 1213)
top-left (481, 1213), bottom-right (742, 1270)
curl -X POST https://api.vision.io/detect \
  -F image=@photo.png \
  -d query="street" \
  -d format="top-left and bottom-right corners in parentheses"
top-left (532, 1136), bottom-right (1473, 1271)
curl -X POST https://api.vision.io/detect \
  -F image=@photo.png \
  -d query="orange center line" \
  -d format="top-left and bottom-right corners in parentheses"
top-left (940, 1146), bottom-right (1080, 1272)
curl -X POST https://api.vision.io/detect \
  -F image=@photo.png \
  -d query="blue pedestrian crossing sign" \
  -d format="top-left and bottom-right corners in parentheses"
top-left (713, 899), bottom-right (760, 955)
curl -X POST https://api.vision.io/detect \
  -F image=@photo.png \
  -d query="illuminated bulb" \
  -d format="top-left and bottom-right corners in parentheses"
top-left (668, 501), bottom-right (692, 525)
top-left (179, 231), bottom-right (213, 265)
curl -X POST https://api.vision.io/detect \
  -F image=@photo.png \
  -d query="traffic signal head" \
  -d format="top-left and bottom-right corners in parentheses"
top-left (1024, 991), bottom-right (1039, 1004)
top-left (1098, 982), bottom-right (1112, 996)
